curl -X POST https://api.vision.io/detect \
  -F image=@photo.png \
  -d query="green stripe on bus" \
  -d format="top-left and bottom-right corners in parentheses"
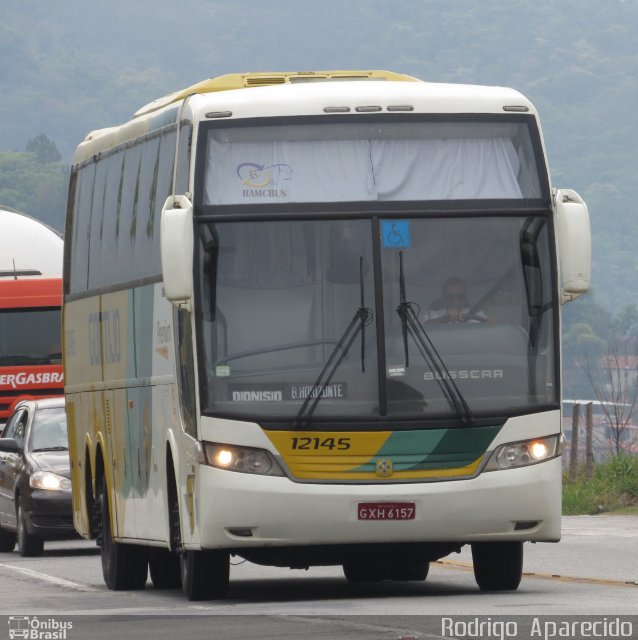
top-left (351, 425), bottom-right (501, 473)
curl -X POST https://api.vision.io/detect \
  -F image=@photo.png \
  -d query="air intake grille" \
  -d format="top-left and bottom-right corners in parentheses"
top-left (245, 77), bottom-right (287, 86)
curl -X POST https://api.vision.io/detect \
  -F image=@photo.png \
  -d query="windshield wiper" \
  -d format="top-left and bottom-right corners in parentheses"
top-left (396, 251), bottom-right (472, 424)
top-left (294, 257), bottom-right (372, 428)
top-left (31, 446), bottom-right (68, 452)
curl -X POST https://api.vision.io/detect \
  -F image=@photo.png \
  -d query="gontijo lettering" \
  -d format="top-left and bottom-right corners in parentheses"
top-left (88, 309), bottom-right (121, 365)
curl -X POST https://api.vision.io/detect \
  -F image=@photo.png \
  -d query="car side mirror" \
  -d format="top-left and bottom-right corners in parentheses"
top-left (554, 189), bottom-right (591, 303)
top-left (160, 195), bottom-right (194, 311)
top-left (0, 438), bottom-right (20, 453)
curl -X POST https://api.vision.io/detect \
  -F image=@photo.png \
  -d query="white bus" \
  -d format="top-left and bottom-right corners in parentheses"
top-left (63, 70), bottom-right (591, 600)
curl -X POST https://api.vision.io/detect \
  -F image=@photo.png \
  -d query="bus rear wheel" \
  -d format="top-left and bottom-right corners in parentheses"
top-left (149, 548), bottom-right (181, 589)
top-left (180, 549), bottom-right (229, 601)
top-left (98, 478), bottom-right (148, 590)
top-left (471, 541), bottom-right (523, 591)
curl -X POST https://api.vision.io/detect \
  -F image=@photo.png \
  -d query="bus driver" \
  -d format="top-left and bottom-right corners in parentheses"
top-left (425, 277), bottom-right (487, 324)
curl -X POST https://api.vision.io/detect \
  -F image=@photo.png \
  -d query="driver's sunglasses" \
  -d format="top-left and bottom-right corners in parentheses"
top-left (444, 292), bottom-right (465, 301)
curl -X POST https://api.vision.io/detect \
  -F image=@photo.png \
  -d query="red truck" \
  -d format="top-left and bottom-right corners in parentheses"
top-left (0, 276), bottom-right (64, 425)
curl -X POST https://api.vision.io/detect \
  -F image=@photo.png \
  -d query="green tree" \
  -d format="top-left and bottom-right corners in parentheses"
top-left (616, 304), bottom-right (638, 337)
top-left (25, 133), bottom-right (61, 164)
top-left (0, 151), bottom-right (68, 231)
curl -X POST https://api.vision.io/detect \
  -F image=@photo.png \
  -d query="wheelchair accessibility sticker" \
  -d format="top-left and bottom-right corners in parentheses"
top-left (381, 220), bottom-right (411, 248)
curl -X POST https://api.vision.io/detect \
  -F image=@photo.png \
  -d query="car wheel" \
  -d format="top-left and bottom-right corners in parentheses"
top-left (471, 541), bottom-right (523, 591)
top-left (17, 499), bottom-right (44, 557)
top-left (180, 549), bottom-right (229, 601)
top-left (0, 527), bottom-right (16, 553)
top-left (98, 478), bottom-right (148, 590)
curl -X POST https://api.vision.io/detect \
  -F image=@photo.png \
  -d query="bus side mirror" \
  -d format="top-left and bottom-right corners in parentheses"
top-left (161, 195), bottom-right (194, 311)
top-left (554, 189), bottom-right (591, 304)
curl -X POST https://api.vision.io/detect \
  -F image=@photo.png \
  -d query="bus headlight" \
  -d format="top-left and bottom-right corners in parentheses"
top-left (484, 435), bottom-right (560, 471)
top-left (202, 442), bottom-right (285, 476)
top-left (30, 471), bottom-right (72, 492)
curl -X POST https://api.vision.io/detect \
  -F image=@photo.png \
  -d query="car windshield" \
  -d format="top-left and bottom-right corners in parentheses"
top-left (29, 407), bottom-right (68, 451)
top-left (196, 215), bottom-right (557, 423)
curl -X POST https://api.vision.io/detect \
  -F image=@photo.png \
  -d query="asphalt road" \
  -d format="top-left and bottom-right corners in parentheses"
top-left (0, 515), bottom-right (635, 639)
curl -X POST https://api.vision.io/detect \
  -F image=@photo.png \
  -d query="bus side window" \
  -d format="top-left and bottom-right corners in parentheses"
top-left (116, 144), bottom-right (142, 285)
top-left (132, 136), bottom-right (161, 279)
top-left (175, 122), bottom-right (192, 195)
top-left (87, 160), bottom-right (108, 290)
top-left (69, 163), bottom-right (96, 294)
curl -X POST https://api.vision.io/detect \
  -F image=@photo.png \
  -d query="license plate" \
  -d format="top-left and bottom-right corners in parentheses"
top-left (357, 502), bottom-right (416, 521)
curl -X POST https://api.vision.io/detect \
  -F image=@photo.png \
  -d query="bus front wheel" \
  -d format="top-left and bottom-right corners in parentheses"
top-left (471, 541), bottom-right (523, 591)
top-left (180, 549), bottom-right (229, 601)
top-left (98, 478), bottom-right (148, 590)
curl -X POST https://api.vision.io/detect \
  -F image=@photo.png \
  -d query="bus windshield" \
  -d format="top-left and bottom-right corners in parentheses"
top-left (196, 214), bottom-right (557, 423)
top-left (0, 308), bottom-right (62, 365)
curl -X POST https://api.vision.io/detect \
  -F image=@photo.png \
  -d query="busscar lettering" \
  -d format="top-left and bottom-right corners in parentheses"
top-left (424, 369), bottom-right (504, 381)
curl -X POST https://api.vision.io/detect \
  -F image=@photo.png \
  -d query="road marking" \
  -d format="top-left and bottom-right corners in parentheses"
top-left (435, 559), bottom-right (638, 588)
top-left (0, 563), bottom-right (98, 592)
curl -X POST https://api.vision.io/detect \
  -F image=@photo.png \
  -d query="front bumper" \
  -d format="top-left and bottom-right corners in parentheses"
top-left (24, 490), bottom-right (76, 540)
top-left (192, 456), bottom-right (561, 549)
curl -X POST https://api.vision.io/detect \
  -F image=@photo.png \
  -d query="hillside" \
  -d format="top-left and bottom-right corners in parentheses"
top-left (1, 0), bottom-right (637, 311)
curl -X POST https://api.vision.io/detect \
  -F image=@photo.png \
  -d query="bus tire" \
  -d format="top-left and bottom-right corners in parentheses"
top-left (471, 541), bottom-right (523, 591)
top-left (0, 527), bottom-right (16, 553)
top-left (98, 478), bottom-right (148, 590)
top-left (149, 548), bottom-right (181, 589)
top-left (180, 549), bottom-right (229, 601)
